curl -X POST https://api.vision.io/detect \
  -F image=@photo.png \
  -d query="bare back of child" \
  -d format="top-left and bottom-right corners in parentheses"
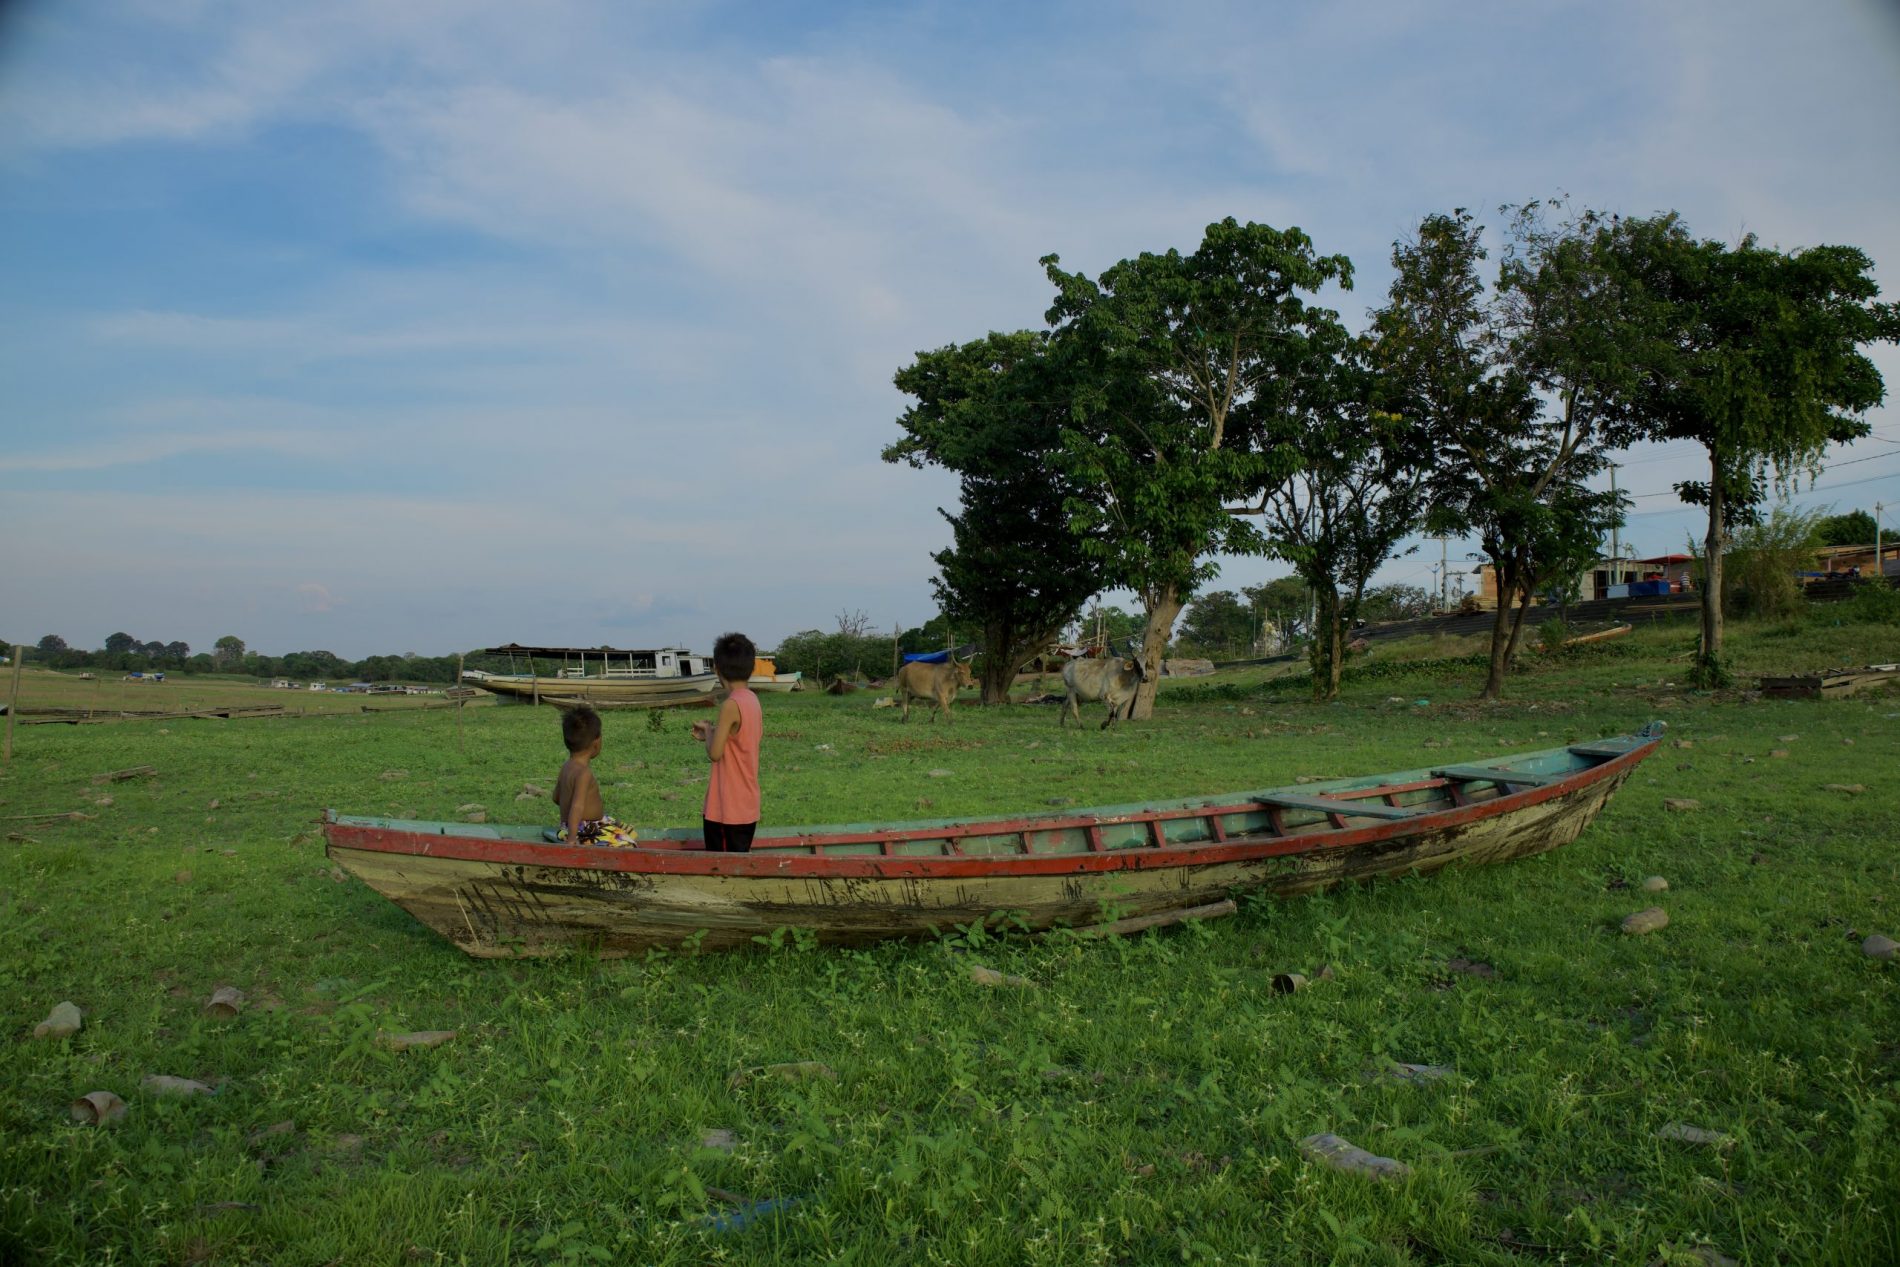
top-left (548, 704), bottom-right (638, 847)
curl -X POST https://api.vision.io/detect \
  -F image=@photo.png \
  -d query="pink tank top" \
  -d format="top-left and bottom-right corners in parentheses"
top-left (704, 687), bottom-right (762, 825)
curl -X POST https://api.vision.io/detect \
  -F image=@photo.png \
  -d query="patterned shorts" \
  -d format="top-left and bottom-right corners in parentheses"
top-left (565, 816), bottom-right (639, 848)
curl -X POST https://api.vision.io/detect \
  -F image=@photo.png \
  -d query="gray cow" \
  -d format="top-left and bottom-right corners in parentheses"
top-left (1060, 654), bottom-right (1147, 729)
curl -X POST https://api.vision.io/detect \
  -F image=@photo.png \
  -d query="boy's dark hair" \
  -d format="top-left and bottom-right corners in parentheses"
top-left (712, 631), bottom-right (757, 684)
top-left (561, 703), bottom-right (602, 754)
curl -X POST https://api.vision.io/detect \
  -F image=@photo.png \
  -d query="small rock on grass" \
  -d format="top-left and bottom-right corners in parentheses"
top-left (248, 1120), bottom-right (295, 1144)
top-left (970, 965), bottom-right (1034, 988)
top-left (70, 1091), bottom-right (126, 1125)
top-left (1769, 749), bottom-right (1790, 759)
top-left (1369, 1061), bottom-right (1452, 1085)
top-left (1663, 798), bottom-right (1701, 813)
top-left (1656, 1122), bottom-right (1732, 1150)
top-left (1647, 1248), bottom-right (1738, 1267)
top-left (1446, 957), bottom-right (1495, 979)
top-left (1862, 934), bottom-right (1897, 961)
top-left (204, 987), bottom-right (246, 1018)
top-left (926, 768), bottom-right (953, 779)
top-left (377, 1029), bottom-right (456, 1052)
top-left (142, 1074), bottom-right (213, 1097)
top-left (1823, 783), bottom-right (1868, 795)
top-left (727, 1061), bottom-right (838, 1090)
top-left (1622, 908), bottom-right (1669, 935)
top-left (1777, 734), bottom-right (1799, 742)
top-left (378, 769), bottom-right (408, 781)
top-left (33, 1001), bottom-right (83, 1039)
top-left (521, 783), bottom-right (547, 798)
top-left (1642, 876), bottom-right (1669, 893)
top-left (699, 1128), bottom-right (738, 1153)
top-left (1299, 1132), bottom-right (1411, 1181)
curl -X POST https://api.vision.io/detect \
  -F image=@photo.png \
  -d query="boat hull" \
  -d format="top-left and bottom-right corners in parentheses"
top-left (326, 732), bottom-right (1658, 958)
top-left (473, 674), bottom-right (717, 705)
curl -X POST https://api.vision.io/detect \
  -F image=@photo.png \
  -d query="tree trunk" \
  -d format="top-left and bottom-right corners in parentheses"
top-left (1696, 454), bottom-right (1728, 686)
top-left (1310, 586), bottom-right (1345, 701)
top-left (1128, 587), bottom-right (1185, 720)
top-left (978, 635), bottom-right (1016, 706)
top-left (1502, 584), bottom-right (1535, 666)
top-left (1479, 566), bottom-right (1515, 700)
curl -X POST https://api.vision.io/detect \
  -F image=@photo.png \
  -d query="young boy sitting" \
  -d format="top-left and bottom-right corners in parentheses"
top-left (550, 704), bottom-right (639, 847)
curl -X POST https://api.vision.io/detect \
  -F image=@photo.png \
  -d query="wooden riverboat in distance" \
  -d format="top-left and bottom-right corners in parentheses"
top-left (464, 644), bottom-right (718, 706)
top-left (325, 724), bottom-right (1665, 958)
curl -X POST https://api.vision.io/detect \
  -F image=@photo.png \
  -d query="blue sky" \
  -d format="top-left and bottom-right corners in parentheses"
top-left (3, 0), bottom-right (1898, 657)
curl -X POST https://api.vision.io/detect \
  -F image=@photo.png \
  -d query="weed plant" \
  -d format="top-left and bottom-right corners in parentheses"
top-left (0, 618), bottom-right (1896, 1264)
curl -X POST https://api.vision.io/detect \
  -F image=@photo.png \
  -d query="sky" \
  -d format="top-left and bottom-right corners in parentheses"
top-left (3, 0), bottom-right (1898, 659)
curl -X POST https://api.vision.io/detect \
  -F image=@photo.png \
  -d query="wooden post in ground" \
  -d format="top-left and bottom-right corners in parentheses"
top-left (456, 654), bottom-right (465, 755)
top-left (891, 624), bottom-right (899, 681)
top-left (4, 645), bottom-right (23, 764)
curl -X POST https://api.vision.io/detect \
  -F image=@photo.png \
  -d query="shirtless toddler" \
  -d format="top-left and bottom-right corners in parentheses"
top-left (551, 704), bottom-right (638, 847)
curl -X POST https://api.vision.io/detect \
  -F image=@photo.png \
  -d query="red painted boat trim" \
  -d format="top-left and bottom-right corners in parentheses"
top-left (325, 742), bottom-right (1656, 882)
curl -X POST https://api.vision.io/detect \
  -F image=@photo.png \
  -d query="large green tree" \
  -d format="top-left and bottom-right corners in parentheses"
top-left (213, 635), bottom-right (246, 671)
top-left (1624, 228), bottom-right (1897, 682)
top-left (886, 331), bottom-right (1110, 704)
top-left (1042, 218), bottom-right (1349, 718)
top-left (1375, 206), bottom-right (1642, 698)
top-left (1240, 327), bottom-right (1432, 699)
top-left (1175, 590), bottom-right (1254, 656)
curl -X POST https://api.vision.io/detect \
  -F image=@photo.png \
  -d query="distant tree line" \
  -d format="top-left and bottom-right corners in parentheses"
top-left (887, 202), bottom-right (1897, 701)
top-left (25, 632), bottom-right (463, 684)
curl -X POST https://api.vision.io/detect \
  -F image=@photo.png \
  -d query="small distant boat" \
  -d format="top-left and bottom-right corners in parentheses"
top-left (325, 725), bottom-right (1664, 958)
top-left (748, 656), bottom-right (803, 693)
top-left (464, 644), bottom-right (717, 706)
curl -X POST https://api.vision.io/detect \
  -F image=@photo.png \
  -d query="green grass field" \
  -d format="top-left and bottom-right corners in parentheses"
top-left (5, 669), bottom-right (470, 718)
top-left (2, 617), bottom-right (1896, 1265)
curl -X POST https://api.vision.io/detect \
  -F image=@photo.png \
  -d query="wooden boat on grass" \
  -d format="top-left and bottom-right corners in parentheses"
top-left (324, 724), bottom-right (1664, 958)
top-left (466, 644), bottom-right (718, 706)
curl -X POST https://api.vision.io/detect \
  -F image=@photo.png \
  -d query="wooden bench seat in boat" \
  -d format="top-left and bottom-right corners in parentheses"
top-left (1430, 765), bottom-right (1562, 788)
top-left (1257, 794), bottom-right (1427, 821)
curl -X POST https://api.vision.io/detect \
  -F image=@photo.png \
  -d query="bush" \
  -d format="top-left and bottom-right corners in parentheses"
top-left (1537, 618), bottom-right (1570, 654)
top-left (1726, 504), bottom-right (1825, 622)
top-left (1834, 578), bottom-right (1900, 625)
top-left (772, 630), bottom-right (901, 682)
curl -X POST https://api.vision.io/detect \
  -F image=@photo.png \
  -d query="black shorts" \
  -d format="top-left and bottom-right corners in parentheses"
top-left (702, 818), bottom-right (757, 853)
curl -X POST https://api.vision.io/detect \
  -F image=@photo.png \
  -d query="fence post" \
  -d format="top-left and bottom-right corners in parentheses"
top-left (4, 645), bottom-right (24, 764)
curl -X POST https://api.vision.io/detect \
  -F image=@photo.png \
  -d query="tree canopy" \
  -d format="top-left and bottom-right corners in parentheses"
top-left (1375, 206), bottom-right (1637, 698)
top-left (1815, 510), bottom-right (1877, 547)
top-left (1625, 228), bottom-right (1899, 682)
top-left (886, 330), bottom-right (1110, 703)
top-left (1043, 218), bottom-right (1351, 717)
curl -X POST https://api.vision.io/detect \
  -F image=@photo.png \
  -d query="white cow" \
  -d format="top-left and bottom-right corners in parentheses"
top-left (1060, 654), bottom-right (1147, 730)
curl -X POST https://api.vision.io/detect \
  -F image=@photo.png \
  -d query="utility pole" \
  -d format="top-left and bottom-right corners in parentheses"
top-left (1877, 501), bottom-right (1885, 579)
top-left (1607, 462), bottom-right (1621, 578)
top-left (1429, 535), bottom-right (1449, 610)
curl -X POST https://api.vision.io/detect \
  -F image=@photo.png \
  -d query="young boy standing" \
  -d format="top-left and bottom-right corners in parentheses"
top-left (690, 632), bottom-right (762, 852)
top-left (551, 704), bottom-right (638, 847)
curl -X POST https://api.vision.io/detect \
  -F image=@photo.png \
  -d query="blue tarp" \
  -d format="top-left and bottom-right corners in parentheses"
top-left (902, 650), bottom-right (951, 664)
